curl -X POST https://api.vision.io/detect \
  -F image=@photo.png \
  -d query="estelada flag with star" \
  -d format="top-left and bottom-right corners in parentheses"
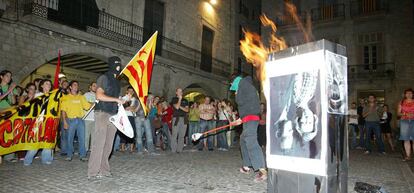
top-left (120, 31), bottom-right (158, 116)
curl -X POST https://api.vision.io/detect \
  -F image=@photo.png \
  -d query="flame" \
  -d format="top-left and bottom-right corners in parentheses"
top-left (239, 2), bottom-right (312, 83)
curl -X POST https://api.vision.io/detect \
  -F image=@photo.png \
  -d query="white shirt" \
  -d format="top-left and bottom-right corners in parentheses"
top-left (348, 109), bottom-right (358, 124)
top-left (218, 108), bottom-right (230, 121)
top-left (121, 95), bottom-right (137, 117)
top-left (83, 91), bottom-right (96, 121)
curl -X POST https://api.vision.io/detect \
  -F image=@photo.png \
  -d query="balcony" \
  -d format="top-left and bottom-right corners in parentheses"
top-left (311, 4), bottom-right (345, 22)
top-left (351, 0), bottom-right (388, 17)
top-left (348, 63), bottom-right (395, 81)
top-left (23, 1), bottom-right (231, 77)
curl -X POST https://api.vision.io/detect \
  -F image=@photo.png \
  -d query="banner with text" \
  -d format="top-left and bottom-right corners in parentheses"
top-left (0, 89), bottom-right (63, 155)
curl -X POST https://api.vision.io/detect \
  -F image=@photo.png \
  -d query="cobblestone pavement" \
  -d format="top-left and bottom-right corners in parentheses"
top-left (1, 148), bottom-right (413, 193)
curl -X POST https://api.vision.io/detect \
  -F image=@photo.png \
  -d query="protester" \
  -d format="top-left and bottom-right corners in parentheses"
top-left (170, 88), bottom-right (189, 153)
top-left (61, 81), bottom-right (91, 161)
top-left (24, 79), bottom-right (54, 166)
top-left (120, 86), bottom-right (137, 152)
top-left (217, 99), bottom-right (231, 151)
top-left (363, 94), bottom-right (385, 155)
top-left (188, 102), bottom-right (200, 147)
top-left (134, 99), bottom-right (158, 155)
top-left (33, 78), bottom-right (43, 95)
top-left (257, 102), bottom-right (266, 151)
top-left (87, 56), bottom-right (124, 179)
top-left (398, 88), bottom-right (414, 161)
top-left (380, 104), bottom-right (394, 152)
top-left (0, 70), bottom-right (18, 163)
top-left (83, 82), bottom-right (97, 152)
top-left (230, 75), bottom-right (267, 182)
top-left (159, 101), bottom-right (172, 150)
top-left (198, 96), bottom-right (215, 151)
top-left (357, 98), bottom-right (366, 149)
top-left (348, 102), bottom-right (359, 149)
top-left (16, 83), bottom-right (36, 160)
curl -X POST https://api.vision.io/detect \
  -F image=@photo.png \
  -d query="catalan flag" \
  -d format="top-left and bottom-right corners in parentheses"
top-left (120, 31), bottom-right (158, 116)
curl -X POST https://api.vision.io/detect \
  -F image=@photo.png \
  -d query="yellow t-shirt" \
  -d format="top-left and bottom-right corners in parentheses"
top-left (60, 94), bottom-right (91, 118)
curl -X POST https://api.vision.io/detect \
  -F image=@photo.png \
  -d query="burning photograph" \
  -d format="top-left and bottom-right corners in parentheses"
top-left (269, 71), bottom-right (322, 159)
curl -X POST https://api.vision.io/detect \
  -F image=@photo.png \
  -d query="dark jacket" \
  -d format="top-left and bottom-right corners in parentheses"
top-left (235, 76), bottom-right (260, 118)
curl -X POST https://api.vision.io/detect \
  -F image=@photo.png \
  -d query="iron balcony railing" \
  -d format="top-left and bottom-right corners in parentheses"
top-left (350, 0), bottom-right (388, 17)
top-left (311, 3), bottom-right (345, 22)
top-left (23, 1), bottom-right (231, 77)
top-left (348, 62), bottom-right (395, 80)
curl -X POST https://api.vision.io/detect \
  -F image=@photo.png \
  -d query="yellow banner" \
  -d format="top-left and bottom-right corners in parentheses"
top-left (0, 89), bottom-right (63, 155)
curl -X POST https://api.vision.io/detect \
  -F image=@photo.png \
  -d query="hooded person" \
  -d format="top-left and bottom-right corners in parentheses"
top-left (87, 56), bottom-right (124, 180)
top-left (230, 75), bottom-right (267, 182)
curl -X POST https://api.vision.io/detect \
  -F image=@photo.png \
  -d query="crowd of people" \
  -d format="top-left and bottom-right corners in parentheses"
top-left (4, 56), bottom-right (414, 183)
top-left (0, 60), bottom-right (268, 182)
top-left (348, 89), bottom-right (414, 161)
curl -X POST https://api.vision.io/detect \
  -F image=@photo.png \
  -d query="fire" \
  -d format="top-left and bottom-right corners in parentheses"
top-left (239, 2), bottom-right (313, 82)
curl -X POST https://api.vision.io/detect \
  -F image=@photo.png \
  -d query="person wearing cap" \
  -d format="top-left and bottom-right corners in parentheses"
top-left (87, 56), bottom-right (124, 180)
top-left (230, 75), bottom-right (267, 182)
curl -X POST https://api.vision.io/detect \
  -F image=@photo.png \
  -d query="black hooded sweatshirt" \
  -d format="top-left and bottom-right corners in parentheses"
top-left (235, 76), bottom-right (260, 118)
top-left (95, 56), bottom-right (121, 114)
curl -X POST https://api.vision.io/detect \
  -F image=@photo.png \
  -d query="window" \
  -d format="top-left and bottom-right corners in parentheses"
top-left (143, 0), bottom-right (164, 55)
top-left (357, 32), bottom-right (383, 70)
top-left (201, 26), bottom-right (214, 73)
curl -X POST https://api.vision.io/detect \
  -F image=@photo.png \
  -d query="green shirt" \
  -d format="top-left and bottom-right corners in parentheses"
top-left (0, 85), bottom-right (17, 110)
top-left (188, 108), bottom-right (200, 122)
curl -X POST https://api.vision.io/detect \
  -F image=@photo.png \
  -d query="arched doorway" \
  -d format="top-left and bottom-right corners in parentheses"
top-left (21, 53), bottom-right (109, 93)
top-left (183, 83), bottom-right (214, 103)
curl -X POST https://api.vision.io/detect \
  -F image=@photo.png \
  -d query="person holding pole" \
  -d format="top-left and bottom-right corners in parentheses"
top-left (230, 75), bottom-right (267, 182)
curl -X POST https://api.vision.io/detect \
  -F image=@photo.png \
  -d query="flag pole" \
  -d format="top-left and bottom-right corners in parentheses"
top-left (119, 31), bottom-right (158, 76)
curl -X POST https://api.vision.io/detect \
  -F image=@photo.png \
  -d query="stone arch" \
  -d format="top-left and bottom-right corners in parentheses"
top-left (16, 44), bottom-right (130, 82)
top-left (183, 82), bottom-right (216, 99)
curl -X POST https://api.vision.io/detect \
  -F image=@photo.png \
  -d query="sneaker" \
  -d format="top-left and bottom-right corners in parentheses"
top-left (150, 152), bottom-right (160, 156)
top-left (380, 152), bottom-right (386, 155)
top-left (65, 157), bottom-right (72, 161)
top-left (42, 161), bottom-right (52, 165)
top-left (87, 175), bottom-right (103, 181)
top-left (239, 166), bottom-right (251, 174)
top-left (254, 170), bottom-right (268, 182)
top-left (80, 157), bottom-right (89, 161)
top-left (355, 146), bottom-right (364, 150)
top-left (101, 172), bottom-right (113, 178)
top-left (221, 148), bottom-right (228, 151)
top-left (364, 151), bottom-right (370, 154)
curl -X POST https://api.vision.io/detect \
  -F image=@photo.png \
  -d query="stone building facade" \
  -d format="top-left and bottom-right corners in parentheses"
top-left (0, 0), bottom-right (237, 99)
top-left (261, 0), bottom-right (414, 121)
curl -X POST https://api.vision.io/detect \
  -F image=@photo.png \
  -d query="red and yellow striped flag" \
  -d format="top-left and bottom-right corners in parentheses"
top-left (121, 31), bottom-right (158, 116)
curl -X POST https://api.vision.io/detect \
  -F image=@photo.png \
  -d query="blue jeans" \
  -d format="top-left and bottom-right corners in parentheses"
top-left (358, 124), bottom-right (366, 148)
top-left (60, 123), bottom-right (68, 154)
top-left (135, 117), bottom-right (155, 152)
top-left (198, 119), bottom-right (214, 150)
top-left (365, 121), bottom-right (385, 153)
top-left (188, 121), bottom-right (199, 145)
top-left (113, 133), bottom-right (121, 151)
top-left (66, 118), bottom-right (87, 158)
top-left (217, 120), bottom-right (229, 149)
top-left (399, 120), bottom-right (414, 140)
top-left (160, 123), bottom-right (171, 150)
top-left (349, 123), bottom-right (358, 149)
top-left (24, 149), bottom-right (53, 165)
top-left (240, 120), bottom-right (265, 170)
